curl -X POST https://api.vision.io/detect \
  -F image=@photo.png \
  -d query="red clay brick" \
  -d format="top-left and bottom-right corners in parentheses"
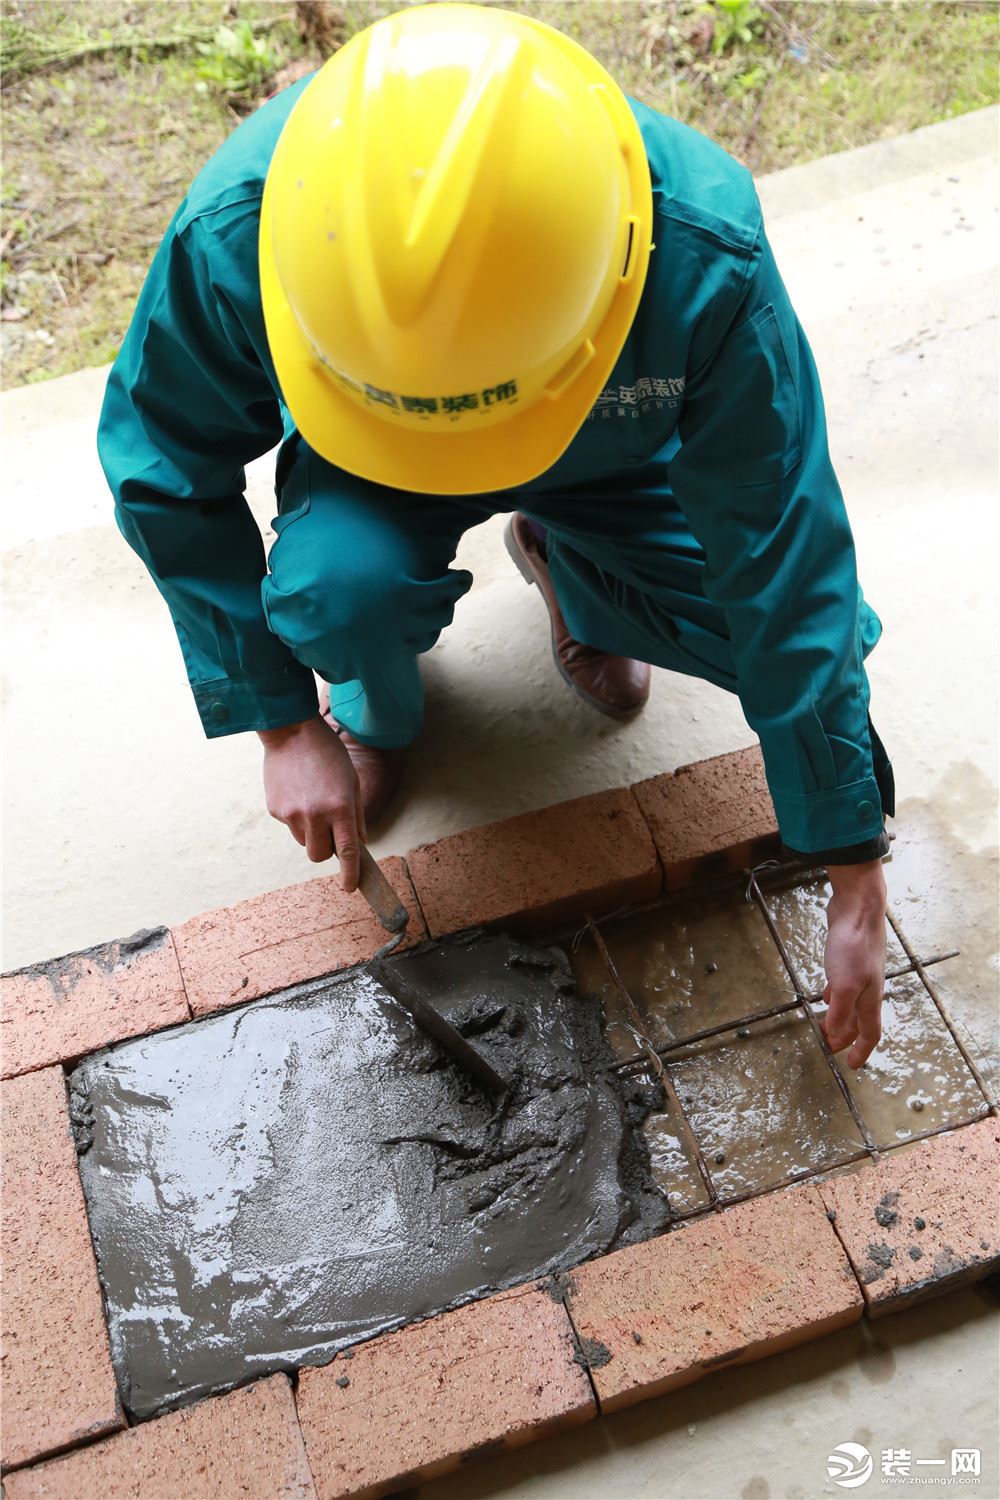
top-left (405, 788), bottom-right (662, 938)
top-left (4, 1376), bottom-right (316, 1499)
top-left (563, 1184), bottom-right (862, 1413)
top-left (1, 1067), bottom-right (123, 1469)
top-left (172, 857), bottom-right (426, 1016)
top-left (819, 1118), bottom-right (1000, 1316)
top-left (633, 744), bottom-right (779, 890)
top-left (1, 928), bottom-right (189, 1079)
top-left (295, 1286), bottom-right (595, 1499)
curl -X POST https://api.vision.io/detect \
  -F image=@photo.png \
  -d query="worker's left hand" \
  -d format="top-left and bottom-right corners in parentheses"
top-left (821, 860), bottom-right (887, 1068)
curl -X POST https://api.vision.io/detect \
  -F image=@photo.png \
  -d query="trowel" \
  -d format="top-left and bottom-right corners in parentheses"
top-left (357, 846), bottom-right (509, 1097)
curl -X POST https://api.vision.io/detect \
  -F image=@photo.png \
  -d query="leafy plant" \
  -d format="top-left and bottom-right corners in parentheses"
top-left (2, 13), bottom-right (281, 86)
top-left (728, 62), bottom-right (770, 97)
top-left (704, 0), bottom-right (765, 55)
top-left (195, 20), bottom-right (277, 100)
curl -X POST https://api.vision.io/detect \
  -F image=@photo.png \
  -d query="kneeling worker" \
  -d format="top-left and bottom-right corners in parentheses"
top-left (98, 4), bottom-right (895, 1068)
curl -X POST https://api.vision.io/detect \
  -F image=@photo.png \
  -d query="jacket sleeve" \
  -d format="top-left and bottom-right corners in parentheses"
top-left (668, 229), bottom-right (894, 860)
top-left (97, 208), bottom-right (318, 737)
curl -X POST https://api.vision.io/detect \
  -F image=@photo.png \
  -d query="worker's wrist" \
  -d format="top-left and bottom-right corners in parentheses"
top-left (257, 715), bottom-right (325, 750)
top-left (826, 858), bottom-right (886, 912)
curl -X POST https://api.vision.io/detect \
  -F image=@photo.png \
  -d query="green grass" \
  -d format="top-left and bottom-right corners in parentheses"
top-left (1, 0), bottom-right (997, 388)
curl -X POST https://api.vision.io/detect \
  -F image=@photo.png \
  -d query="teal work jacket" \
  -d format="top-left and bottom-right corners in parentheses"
top-left (98, 79), bottom-right (894, 861)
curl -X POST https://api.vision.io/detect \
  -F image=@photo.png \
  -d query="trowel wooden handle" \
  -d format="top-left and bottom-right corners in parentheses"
top-left (357, 846), bottom-right (410, 934)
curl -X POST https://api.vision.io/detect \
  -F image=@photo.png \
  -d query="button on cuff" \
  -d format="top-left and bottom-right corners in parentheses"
top-left (194, 667), bottom-right (318, 739)
top-left (769, 775), bottom-right (887, 854)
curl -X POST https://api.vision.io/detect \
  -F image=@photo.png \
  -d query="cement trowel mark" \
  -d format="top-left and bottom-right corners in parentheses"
top-left (70, 933), bottom-right (667, 1421)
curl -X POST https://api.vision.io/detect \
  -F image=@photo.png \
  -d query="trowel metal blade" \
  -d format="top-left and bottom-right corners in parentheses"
top-left (369, 957), bottom-right (509, 1097)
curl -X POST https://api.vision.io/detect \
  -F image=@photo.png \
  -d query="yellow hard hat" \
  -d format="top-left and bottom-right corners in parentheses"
top-left (259, 3), bottom-right (652, 495)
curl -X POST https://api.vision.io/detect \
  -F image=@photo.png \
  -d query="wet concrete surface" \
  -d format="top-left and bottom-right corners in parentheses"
top-left (568, 888), bottom-right (795, 1057)
top-left (882, 802), bottom-right (1000, 1092)
top-left (69, 933), bottom-right (666, 1421)
top-left (826, 971), bottom-right (988, 1146)
top-left (638, 1108), bottom-right (712, 1216)
top-left (667, 1012), bottom-right (867, 1197)
top-left (565, 869), bottom-right (991, 1207)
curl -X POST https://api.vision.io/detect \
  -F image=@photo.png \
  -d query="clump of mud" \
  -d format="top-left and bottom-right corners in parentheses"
top-left (70, 932), bottom-right (667, 1420)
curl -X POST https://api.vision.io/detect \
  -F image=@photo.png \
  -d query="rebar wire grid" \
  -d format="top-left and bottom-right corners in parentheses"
top-left (567, 861), bottom-right (998, 1228)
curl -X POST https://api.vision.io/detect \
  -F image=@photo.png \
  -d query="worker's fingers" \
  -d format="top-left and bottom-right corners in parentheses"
top-left (354, 768), bottom-right (369, 845)
top-left (820, 982), bottom-right (860, 1055)
top-left (285, 815), bottom-right (307, 848)
top-left (332, 811), bottom-right (361, 892)
top-left (846, 979), bottom-right (883, 1069)
top-left (303, 817), bottom-right (334, 864)
top-left (822, 979), bottom-right (883, 1069)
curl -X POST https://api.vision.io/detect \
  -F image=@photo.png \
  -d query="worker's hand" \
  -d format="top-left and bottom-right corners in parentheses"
top-left (259, 716), bottom-right (367, 891)
top-left (821, 860), bottom-right (887, 1069)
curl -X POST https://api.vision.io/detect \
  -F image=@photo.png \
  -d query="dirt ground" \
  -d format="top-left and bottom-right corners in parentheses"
top-left (1, 0), bottom-right (998, 389)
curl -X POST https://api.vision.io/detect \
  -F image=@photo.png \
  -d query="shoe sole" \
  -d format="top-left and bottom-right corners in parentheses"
top-left (502, 516), bottom-right (646, 721)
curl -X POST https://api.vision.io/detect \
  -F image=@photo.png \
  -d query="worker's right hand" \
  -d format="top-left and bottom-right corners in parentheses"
top-left (258, 716), bottom-right (367, 891)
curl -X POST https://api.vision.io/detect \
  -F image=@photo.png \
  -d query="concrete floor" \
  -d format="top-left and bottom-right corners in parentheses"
top-left (3, 108), bottom-right (998, 1497)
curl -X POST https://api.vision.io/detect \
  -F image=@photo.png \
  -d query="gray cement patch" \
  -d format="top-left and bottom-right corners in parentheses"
top-left (69, 932), bottom-right (667, 1421)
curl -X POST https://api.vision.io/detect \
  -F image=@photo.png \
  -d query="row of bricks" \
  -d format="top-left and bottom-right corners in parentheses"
top-left (1, 745), bottom-right (780, 1080)
top-left (4, 1058), bottom-right (997, 1491)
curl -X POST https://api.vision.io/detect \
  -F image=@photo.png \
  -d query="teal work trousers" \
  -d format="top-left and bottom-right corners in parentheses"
top-left (262, 436), bottom-right (775, 748)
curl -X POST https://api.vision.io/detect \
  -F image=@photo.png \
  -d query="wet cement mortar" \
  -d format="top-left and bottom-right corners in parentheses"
top-left (570, 873), bottom-right (991, 1208)
top-left (69, 932), bottom-right (667, 1421)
